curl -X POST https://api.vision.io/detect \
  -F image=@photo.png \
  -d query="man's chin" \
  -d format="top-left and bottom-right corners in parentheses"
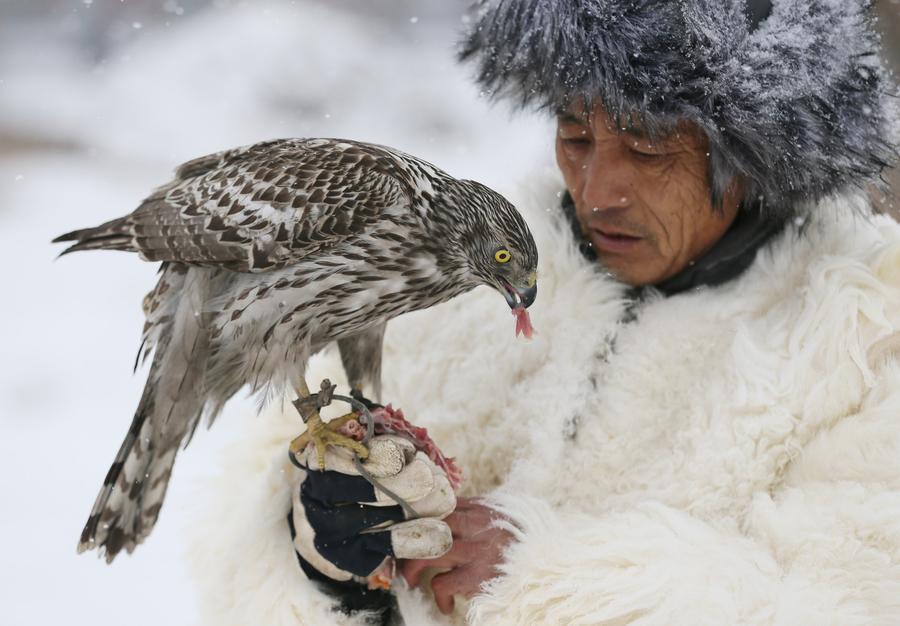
top-left (595, 251), bottom-right (666, 287)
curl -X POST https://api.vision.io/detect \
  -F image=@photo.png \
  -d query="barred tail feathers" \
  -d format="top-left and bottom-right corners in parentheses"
top-left (79, 266), bottom-right (211, 563)
top-left (77, 372), bottom-right (180, 562)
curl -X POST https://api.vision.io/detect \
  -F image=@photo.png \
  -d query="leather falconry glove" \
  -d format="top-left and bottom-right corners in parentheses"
top-left (290, 435), bottom-right (456, 587)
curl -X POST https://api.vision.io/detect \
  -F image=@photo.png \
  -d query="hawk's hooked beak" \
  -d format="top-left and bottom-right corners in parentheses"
top-left (500, 272), bottom-right (538, 309)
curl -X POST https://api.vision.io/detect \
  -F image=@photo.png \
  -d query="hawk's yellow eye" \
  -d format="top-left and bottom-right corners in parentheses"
top-left (494, 249), bottom-right (511, 263)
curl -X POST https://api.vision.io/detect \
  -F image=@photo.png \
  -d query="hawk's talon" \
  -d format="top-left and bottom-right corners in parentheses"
top-left (290, 413), bottom-right (370, 469)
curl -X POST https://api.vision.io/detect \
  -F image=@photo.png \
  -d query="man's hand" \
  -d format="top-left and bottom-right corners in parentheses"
top-left (399, 497), bottom-right (514, 615)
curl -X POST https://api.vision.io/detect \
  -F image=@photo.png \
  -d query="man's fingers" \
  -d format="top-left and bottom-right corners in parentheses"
top-left (444, 503), bottom-right (497, 539)
top-left (399, 555), bottom-right (436, 588)
top-left (399, 501), bottom-right (496, 588)
top-left (430, 567), bottom-right (480, 615)
top-left (444, 509), bottom-right (474, 539)
top-left (400, 552), bottom-right (460, 588)
top-left (399, 538), bottom-right (479, 587)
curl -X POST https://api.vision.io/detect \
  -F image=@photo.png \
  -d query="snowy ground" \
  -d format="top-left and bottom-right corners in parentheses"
top-left (0, 2), bottom-right (550, 624)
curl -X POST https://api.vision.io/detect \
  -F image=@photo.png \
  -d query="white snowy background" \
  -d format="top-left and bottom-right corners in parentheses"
top-left (0, 1), bottom-right (551, 624)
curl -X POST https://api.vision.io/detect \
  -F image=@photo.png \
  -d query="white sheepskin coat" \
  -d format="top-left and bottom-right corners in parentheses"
top-left (188, 172), bottom-right (900, 625)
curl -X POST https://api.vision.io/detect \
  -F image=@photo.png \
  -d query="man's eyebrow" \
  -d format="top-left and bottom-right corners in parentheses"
top-left (623, 124), bottom-right (681, 145)
top-left (621, 125), bottom-right (651, 140)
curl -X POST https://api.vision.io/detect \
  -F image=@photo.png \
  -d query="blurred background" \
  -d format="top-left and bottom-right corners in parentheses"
top-left (0, 1), bottom-right (896, 625)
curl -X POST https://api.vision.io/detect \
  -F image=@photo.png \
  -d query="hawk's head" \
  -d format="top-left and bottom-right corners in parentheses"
top-left (444, 179), bottom-right (538, 331)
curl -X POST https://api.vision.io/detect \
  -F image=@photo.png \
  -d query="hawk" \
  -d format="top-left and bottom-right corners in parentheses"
top-left (54, 138), bottom-right (538, 563)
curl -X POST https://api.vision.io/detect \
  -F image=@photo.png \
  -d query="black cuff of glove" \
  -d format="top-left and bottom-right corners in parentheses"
top-left (287, 511), bottom-right (398, 623)
top-left (299, 468), bottom-right (405, 577)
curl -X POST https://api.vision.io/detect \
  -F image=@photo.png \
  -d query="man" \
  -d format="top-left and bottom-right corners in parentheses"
top-left (190, 1), bottom-right (900, 624)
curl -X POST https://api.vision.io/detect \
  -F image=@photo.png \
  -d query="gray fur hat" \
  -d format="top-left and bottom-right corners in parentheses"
top-left (459, 0), bottom-right (899, 214)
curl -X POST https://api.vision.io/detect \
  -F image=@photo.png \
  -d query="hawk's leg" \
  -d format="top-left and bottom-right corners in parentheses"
top-left (350, 387), bottom-right (383, 412)
top-left (289, 379), bottom-right (369, 469)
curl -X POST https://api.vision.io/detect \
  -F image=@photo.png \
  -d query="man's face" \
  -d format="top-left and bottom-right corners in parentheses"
top-left (555, 101), bottom-right (741, 285)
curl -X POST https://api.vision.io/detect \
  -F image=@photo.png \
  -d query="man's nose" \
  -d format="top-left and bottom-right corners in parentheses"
top-left (580, 152), bottom-right (632, 213)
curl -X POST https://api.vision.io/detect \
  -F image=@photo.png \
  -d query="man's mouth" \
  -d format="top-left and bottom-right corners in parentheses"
top-left (589, 227), bottom-right (643, 253)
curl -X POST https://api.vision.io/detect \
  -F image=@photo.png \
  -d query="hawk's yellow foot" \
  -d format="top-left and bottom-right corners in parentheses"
top-left (290, 412), bottom-right (370, 469)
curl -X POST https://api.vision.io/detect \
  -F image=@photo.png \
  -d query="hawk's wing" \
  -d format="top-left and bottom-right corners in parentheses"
top-left (54, 138), bottom-right (414, 272)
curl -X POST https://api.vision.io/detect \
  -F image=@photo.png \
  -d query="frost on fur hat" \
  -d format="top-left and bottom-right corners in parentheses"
top-left (460, 0), bottom-right (899, 214)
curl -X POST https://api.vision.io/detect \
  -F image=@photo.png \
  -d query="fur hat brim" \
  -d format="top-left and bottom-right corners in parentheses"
top-left (460, 0), bottom-right (899, 214)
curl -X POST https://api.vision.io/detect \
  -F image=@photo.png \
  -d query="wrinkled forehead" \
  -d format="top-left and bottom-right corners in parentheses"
top-left (556, 99), bottom-right (706, 147)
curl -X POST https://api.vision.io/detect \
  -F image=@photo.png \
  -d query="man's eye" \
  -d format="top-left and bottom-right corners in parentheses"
top-left (629, 147), bottom-right (669, 162)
